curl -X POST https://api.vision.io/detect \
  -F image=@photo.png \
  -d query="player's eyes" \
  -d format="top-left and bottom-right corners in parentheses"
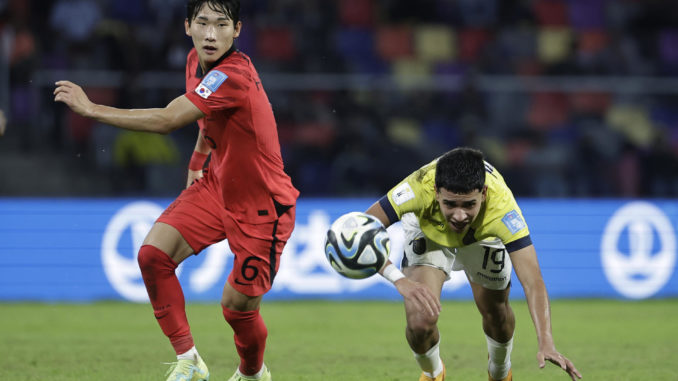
top-left (445, 202), bottom-right (474, 209)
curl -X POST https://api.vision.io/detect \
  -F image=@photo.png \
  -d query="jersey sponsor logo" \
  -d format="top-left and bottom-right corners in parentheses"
top-left (501, 210), bottom-right (526, 234)
top-left (195, 70), bottom-right (228, 99)
top-left (475, 272), bottom-right (506, 282)
top-left (392, 182), bottom-right (415, 206)
top-left (601, 201), bottom-right (676, 299)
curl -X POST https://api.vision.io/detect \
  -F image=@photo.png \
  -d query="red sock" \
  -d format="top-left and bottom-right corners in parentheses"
top-left (222, 306), bottom-right (268, 375)
top-left (138, 245), bottom-right (193, 355)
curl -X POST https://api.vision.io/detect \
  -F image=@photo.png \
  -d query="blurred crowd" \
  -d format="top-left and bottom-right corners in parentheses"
top-left (1, 0), bottom-right (678, 197)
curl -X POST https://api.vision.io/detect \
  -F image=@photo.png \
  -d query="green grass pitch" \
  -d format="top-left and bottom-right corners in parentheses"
top-left (1, 299), bottom-right (676, 380)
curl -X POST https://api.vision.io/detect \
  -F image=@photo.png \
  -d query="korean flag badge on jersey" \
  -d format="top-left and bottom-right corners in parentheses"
top-left (501, 209), bottom-right (526, 234)
top-left (195, 70), bottom-right (228, 99)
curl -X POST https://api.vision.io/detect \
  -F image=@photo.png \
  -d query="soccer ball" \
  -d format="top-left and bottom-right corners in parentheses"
top-left (324, 212), bottom-right (390, 279)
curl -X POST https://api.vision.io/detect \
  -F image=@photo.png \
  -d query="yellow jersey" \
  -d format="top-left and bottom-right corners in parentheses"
top-left (379, 158), bottom-right (532, 252)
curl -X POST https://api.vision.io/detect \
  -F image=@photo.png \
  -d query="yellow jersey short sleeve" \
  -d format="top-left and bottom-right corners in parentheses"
top-left (378, 159), bottom-right (532, 253)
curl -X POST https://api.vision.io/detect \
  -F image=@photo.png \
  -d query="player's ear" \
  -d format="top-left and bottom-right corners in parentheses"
top-left (233, 21), bottom-right (242, 39)
top-left (481, 185), bottom-right (488, 201)
top-left (185, 18), bottom-right (192, 36)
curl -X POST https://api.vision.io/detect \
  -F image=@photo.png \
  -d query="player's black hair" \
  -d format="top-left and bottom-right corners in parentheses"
top-left (187, 0), bottom-right (240, 25)
top-left (434, 147), bottom-right (486, 194)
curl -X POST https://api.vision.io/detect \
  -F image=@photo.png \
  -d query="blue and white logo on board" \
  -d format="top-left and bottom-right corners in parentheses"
top-left (101, 201), bottom-right (232, 302)
top-left (601, 201), bottom-right (676, 299)
top-left (195, 70), bottom-right (228, 99)
top-left (101, 201), bottom-right (164, 302)
top-left (502, 210), bottom-right (526, 234)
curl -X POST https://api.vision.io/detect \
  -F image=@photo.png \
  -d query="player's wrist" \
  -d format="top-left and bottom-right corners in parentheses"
top-left (85, 102), bottom-right (100, 119)
top-left (188, 151), bottom-right (209, 171)
top-left (381, 263), bottom-right (405, 284)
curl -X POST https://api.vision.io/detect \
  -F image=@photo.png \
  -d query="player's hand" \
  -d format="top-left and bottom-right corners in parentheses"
top-left (53, 80), bottom-right (95, 117)
top-left (394, 277), bottom-right (441, 318)
top-left (538, 348), bottom-right (582, 380)
top-left (186, 169), bottom-right (204, 188)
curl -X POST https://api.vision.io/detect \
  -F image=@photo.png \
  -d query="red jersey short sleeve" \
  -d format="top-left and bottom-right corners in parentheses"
top-left (184, 48), bottom-right (299, 224)
top-left (186, 66), bottom-right (246, 114)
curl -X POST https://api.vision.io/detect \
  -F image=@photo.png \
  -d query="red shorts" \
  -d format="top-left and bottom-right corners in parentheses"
top-left (157, 176), bottom-right (296, 297)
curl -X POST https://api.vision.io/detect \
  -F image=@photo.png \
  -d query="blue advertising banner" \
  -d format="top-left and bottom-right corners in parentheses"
top-left (0, 198), bottom-right (676, 302)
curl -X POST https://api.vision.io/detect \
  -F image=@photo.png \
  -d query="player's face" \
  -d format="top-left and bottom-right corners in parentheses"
top-left (435, 186), bottom-right (486, 233)
top-left (185, 5), bottom-right (241, 68)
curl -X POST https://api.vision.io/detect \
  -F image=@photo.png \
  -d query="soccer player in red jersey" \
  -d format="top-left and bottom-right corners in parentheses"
top-left (54, 1), bottom-right (298, 380)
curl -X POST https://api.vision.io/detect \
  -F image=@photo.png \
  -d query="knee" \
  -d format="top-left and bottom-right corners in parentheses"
top-left (222, 305), bottom-right (265, 332)
top-left (220, 298), bottom-right (239, 311)
top-left (137, 245), bottom-right (155, 272)
top-left (406, 310), bottom-right (438, 341)
top-left (221, 296), bottom-right (258, 312)
top-left (137, 245), bottom-right (176, 274)
top-left (221, 282), bottom-right (263, 311)
top-left (479, 302), bottom-right (512, 327)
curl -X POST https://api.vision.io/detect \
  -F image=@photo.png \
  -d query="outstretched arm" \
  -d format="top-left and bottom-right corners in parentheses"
top-left (510, 244), bottom-right (582, 380)
top-left (365, 201), bottom-right (441, 318)
top-left (54, 80), bottom-right (204, 134)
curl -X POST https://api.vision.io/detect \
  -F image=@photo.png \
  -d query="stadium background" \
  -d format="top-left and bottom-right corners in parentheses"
top-left (1, 1), bottom-right (677, 300)
top-left (2, 2), bottom-right (678, 380)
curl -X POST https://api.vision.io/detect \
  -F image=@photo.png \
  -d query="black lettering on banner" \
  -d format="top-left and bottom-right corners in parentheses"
top-left (482, 247), bottom-right (506, 274)
top-left (241, 256), bottom-right (262, 281)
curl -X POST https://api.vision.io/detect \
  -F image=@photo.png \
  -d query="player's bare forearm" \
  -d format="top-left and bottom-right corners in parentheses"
top-left (523, 278), bottom-right (556, 348)
top-left (509, 245), bottom-right (555, 347)
top-left (88, 104), bottom-right (182, 134)
top-left (510, 245), bottom-right (582, 378)
top-left (54, 81), bottom-right (204, 134)
top-left (365, 201), bottom-right (391, 228)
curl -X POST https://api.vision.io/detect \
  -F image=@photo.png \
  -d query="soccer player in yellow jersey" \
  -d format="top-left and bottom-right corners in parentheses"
top-left (368, 147), bottom-right (582, 381)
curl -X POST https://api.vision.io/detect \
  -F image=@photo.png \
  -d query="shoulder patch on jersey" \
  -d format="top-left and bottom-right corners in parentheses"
top-left (195, 70), bottom-right (228, 99)
top-left (501, 210), bottom-right (526, 234)
top-left (392, 182), bottom-right (415, 206)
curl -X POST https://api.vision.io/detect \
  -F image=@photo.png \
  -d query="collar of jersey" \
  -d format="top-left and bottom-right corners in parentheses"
top-left (195, 44), bottom-right (237, 78)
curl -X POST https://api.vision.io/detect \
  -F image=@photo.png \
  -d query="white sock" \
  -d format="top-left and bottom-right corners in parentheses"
top-left (414, 338), bottom-right (444, 378)
top-left (486, 335), bottom-right (513, 380)
top-left (177, 346), bottom-right (199, 361)
top-left (237, 363), bottom-right (267, 380)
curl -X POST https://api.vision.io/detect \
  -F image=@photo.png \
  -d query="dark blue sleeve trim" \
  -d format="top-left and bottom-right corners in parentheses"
top-left (378, 195), bottom-right (399, 225)
top-left (505, 235), bottom-right (533, 253)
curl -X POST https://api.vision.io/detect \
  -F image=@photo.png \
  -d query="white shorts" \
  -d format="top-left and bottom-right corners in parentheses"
top-left (401, 213), bottom-right (512, 290)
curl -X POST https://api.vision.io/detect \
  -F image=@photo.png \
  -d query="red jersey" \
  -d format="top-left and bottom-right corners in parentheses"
top-left (184, 47), bottom-right (299, 224)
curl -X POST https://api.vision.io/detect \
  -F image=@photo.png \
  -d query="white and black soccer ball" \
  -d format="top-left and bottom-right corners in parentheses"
top-left (324, 212), bottom-right (390, 279)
